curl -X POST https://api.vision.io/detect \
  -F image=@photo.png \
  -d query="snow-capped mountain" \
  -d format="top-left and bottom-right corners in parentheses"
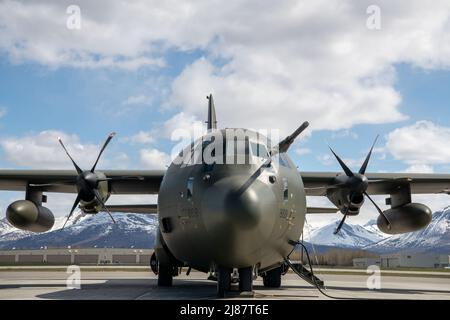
top-left (0, 207), bottom-right (448, 254)
top-left (0, 214), bottom-right (89, 244)
top-left (363, 219), bottom-right (390, 240)
top-left (304, 220), bottom-right (386, 249)
top-left (0, 217), bottom-right (33, 242)
top-left (368, 207), bottom-right (450, 254)
top-left (0, 213), bottom-right (158, 250)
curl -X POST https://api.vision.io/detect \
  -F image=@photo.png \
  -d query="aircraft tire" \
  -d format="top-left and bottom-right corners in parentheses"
top-left (217, 267), bottom-right (232, 298)
top-left (263, 267), bottom-right (282, 288)
top-left (239, 267), bottom-right (253, 292)
top-left (158, 265), bottom-right (173, 287)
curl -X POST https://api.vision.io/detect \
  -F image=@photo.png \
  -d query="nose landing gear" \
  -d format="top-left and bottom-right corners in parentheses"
top-left (216, 266), bottom-right (254, 298)
top-left (238, 267), bottom-right (253, 293)
top-left (151, 252), bottom-right (180, 287)
top-left (217, 267), bottom-right (232, 297)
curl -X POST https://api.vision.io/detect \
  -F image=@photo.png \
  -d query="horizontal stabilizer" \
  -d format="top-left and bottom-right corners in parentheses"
top-left (106, 204), bottom-right (158, 214)
top-left (306, 207), bottom-right (339, 214)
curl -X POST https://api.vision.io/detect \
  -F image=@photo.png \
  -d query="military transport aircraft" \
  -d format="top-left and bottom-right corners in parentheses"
top-left (2, 95), bottom-right (449, 297)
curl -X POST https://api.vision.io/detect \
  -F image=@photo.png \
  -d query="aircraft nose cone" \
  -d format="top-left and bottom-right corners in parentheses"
top-left (201, 176), bottom-right (277, 267)
top-left (202, 177), bottom-right (277, 231)
top-left (223, 187), bottom-right (262, 229)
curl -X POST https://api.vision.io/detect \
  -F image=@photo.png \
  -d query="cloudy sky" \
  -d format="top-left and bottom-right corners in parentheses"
top-left (0, 0), bottom-right (449, 224)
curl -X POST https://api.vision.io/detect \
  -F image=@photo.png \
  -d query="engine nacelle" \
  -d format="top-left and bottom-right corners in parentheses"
top-left (6, 200), bottom-right (55, 233)
top-left (79, 176), bottom-right (110, 214)
top-left (327, 190), bottom-right (365, 216)
top-left (377, 203), bottom-right (432, 235)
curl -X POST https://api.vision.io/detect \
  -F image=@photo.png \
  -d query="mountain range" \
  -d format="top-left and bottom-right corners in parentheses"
top-left (0, 207), bottom-right (448, 254)
top-left (0, 213), bottom-right (158, 250)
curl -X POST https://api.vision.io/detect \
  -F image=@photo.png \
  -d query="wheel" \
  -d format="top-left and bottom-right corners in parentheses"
top-left (158, 265), bottom-right (173, 287)
top-left (239, 267), bottom-right (253, 292)
top-left (263, 267), bottom-right (282, 288)
top-left (150, 252), bottom-right (158, 275)
top-left (217, 267), bottom-right (232, 298)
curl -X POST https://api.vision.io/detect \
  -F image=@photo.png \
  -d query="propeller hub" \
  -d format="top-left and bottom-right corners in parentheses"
top-left (58, 132), bottom-right (117, 229)
top-left (348, 173), bottom-right (369, 194)
top-left (329, 135), bottom-right (380, 235)
top-left (82, 171), bottom-right (99, 188)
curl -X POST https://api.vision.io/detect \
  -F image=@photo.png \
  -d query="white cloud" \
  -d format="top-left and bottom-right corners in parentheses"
top-left (122, 95), bottom-right (153, 106)
top-left (122, 131), bottom-right (155, 145)
top-left (317, 154), bottom-right (333, 166)
top-left (404, 164), bottom-right (434, 174)
top-left (331, 130), bottom-right (359, 140)
top-left (296, 148), bottom-right (311, 156)
top-left (412, 194), bottom-right (450, 213)
top-left (0, 130), bottom-right (109, 169)
top-left (1, 1), bottom-right (450, 133)
top-left (168, 58), bottom-right (406, 135)
top-left (386, 121), bottom-right (450, 170)
top-left (140, 148), bottom-right (171, 169)
top-left (163, 112), bottom-right (206, 140)
top-left (0, 106), bottom-right (7, 118)
top-left (164, 1), bottom-right (450, 134)
top-left (0, 0), bottom-right (165, 69)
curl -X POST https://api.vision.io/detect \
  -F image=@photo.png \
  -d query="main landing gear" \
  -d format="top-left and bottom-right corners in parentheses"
top-left (158, 265), bottom-right (179, 287)
top-left (262, 266), bottom-right (282, 288)
top-left (151, 252), bottom-right (179, 287)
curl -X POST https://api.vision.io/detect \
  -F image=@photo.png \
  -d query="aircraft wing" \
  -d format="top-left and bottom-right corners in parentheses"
top-left (0, 170), bottom-right (165, 194)
top-left (302, 172), bottom-right (450, 196)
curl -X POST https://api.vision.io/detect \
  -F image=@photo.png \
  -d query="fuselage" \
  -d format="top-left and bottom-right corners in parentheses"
top-left (158, 129), bottom-right (306, 272)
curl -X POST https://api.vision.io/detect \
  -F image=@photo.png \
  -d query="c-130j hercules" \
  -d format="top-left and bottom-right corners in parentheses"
top-left (3, 95), bottom-right (450, 296)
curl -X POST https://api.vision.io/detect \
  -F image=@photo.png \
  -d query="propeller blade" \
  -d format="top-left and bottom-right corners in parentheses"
top-left (334, 192), bottom-right (357, 234)
top-left (91, 132), bottom-right (116, 173)
top-left (334, 213), bottom-right (348, 235)
top-left (62, 193), bottom-right (82, 229)
top-left (93, 189), bottom-right (116, 224)
top-left (363, 192), bottom-right (391, 230)
top-left (71, 211), bottom-right (87, 225)
top-left (329, 147), bottom-right (354, 177)
top-left (58, 137), bottom-right (83, 175)
top-left (359, 135), bottom-right (379, 175)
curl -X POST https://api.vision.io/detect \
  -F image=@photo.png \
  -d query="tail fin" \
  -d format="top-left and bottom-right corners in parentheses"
top-left (206, 94), bottom-right (217, 131)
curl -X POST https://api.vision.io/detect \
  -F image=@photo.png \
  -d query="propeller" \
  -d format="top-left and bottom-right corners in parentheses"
top-left (59, 133), bottom-right (117, 229)
top-left (330, 136), bottom-right (391, 234)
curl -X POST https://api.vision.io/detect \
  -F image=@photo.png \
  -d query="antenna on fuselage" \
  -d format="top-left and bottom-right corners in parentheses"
top-left (206, 94), bottom-right (217, 131)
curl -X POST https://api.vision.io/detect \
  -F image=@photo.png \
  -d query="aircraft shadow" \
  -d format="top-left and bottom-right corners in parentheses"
top-left (281, 284), bottom-right (450, 296)
top-left (4, 277), bottom-right (447, 300)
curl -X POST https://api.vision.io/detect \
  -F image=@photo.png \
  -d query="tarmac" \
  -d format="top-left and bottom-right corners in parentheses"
top-left (0, 269), bottom-right (449, 300)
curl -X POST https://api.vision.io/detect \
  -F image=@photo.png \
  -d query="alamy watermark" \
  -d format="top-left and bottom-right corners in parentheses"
top-left (66, 5), bottom-right (82, 30)
top-left (169, 126), bottom-right (282, 168)
top-left (366, 265), bottom-right (381, 290)
top-left (366, 5), bottom-right (381, 30)
top-left (66, 265), bottom-right (82, 290)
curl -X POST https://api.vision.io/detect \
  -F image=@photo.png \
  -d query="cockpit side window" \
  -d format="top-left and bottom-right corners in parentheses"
top-left (282, 178), bottom-right (289, 201)
top-left (279, 154), bottom-right (291, 168)
top-left (250, 142), bottom-right (270, 159)
top-left (186, 177), bottom-right (194, 200)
